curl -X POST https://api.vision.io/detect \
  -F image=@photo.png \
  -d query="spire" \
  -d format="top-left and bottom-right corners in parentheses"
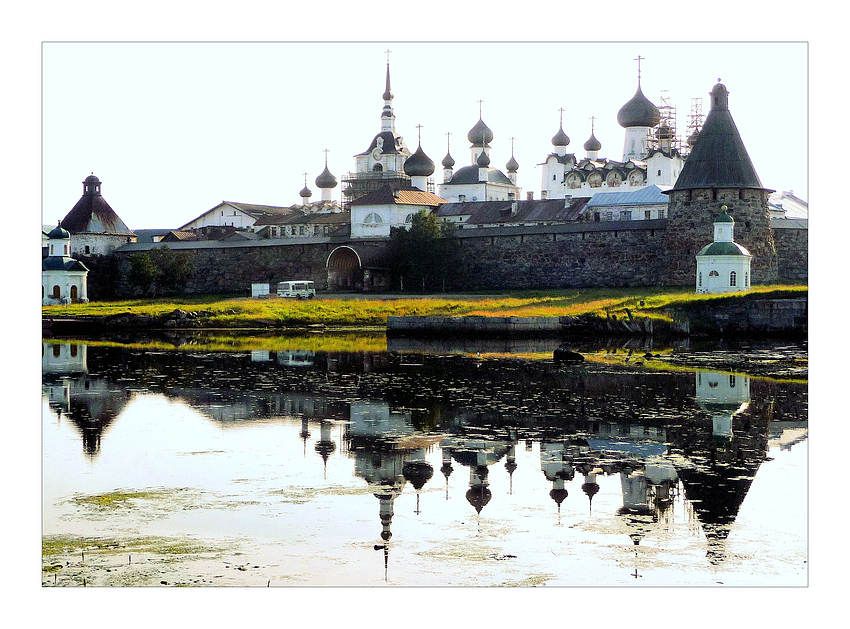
top-left (380, 51), bottom-right (395, 130)
top-left (442, 132), bottom-right (455, 169)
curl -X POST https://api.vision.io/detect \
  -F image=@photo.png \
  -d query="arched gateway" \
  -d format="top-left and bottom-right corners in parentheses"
top-left (326, 244), bottom-right (390, 292)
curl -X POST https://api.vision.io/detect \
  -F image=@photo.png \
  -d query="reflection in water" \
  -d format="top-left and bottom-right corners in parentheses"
top-left (42, 340), bottom-right (808, 585)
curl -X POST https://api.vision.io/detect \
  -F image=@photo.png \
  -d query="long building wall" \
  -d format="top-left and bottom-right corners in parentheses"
top-left (111, 221), bottom-right (807, 295)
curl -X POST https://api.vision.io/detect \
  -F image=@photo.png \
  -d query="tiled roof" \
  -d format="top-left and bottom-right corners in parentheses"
top-left (586, 185), bottom-right (671, 208)
top-left (349, 185), bottom-right (446, 207)
top-left (162, 230), bottom-right (200, 241)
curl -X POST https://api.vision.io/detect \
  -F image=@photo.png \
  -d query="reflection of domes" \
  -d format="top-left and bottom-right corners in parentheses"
top-left (468, 118), bottom-right (493, 146)
top-left (466, 485), bottom-right (492, 514)
top-left (404, 146), bottom-right (435, 177)
top-left (403, 461), bottom-right (434, 490)
top-left (549, 487), bottom-right (568, 506)
top-left (617, 85), bottom-right (661, 128)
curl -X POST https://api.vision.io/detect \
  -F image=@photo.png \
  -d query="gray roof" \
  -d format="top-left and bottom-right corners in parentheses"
top-left (697, 241), bottom-right (751, 256)
top-left (443, 165), bottom-right (514, 186)
top-left (586, 185), bottom-right (670, 208)
top-left (43, 256), bottom-right (89, 272)
top-left (437, 198), bottom-right (588, 224)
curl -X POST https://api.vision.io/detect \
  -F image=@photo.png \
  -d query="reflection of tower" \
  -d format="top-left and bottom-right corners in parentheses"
top-left (299, 417), bottom-right (310, 457)
top-left (444, 437), bottom-right (508, 516)
top-left (695, 371), bottom-right (751, 444)
top-left (314, 420), bottom-right (336, 478)
top-left (617, 466), bottom-right (657, 548)
top-left (440, 445), bottom-right (454, 500)
top-left (504, 442), bottom-right (518, 495)
top-left (402, 448), bottom-right (434, 514)
top-left (577, 465), bottom-right (602, 514)
top-left (540, 440), bottom-right (576, 518)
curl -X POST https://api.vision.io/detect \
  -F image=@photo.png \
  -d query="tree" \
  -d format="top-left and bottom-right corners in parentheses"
top-left (388, 211), bottom-right (461, 292)
top-left (127, 246), bottom-right (195, 296)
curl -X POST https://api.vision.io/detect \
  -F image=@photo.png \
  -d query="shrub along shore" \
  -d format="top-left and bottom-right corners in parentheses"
top-left (42, 285), bottom-right (807, 332)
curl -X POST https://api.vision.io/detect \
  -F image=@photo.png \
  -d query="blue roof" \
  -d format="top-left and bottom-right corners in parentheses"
top-left (586, 185), bottom-right (670, 208)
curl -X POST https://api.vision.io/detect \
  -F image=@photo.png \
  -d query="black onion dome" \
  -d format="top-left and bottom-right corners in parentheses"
top-left (584, 132), bottom-right (602, 152)
top-left (466, 485), bottom-right (492, 514)
top-left (476, 150), bottom-right (490, 167)
top-left (84, 174), bottom-right (100, 185)
top-left (404, 145), bottom-right (435, 177)
top-left (506, 155), bottom-right (519, 173)
top-left (617, 84), bottom-right (661, 128)
top-left (315, 165), bottom-right (337, 189)
top-left (468, 118), bottom-right (493, 146)
top-left (552, 126), bottom-right (570, 147)
top-left (300, 185), bottom-right (312, 198)
top-left (656, 124), bottom-right (673, 140)
top-left (442, 151), bottom-right (455, 169)
top-left (48, 222), bottom-right (71, 240)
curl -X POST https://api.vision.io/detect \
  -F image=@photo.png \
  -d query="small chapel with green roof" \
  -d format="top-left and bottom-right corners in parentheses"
top-left (695, 206), bottom-right (752, 294)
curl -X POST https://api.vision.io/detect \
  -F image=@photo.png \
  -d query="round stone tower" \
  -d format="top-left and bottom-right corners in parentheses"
top-left (663, 81), bottom-right (777, 285)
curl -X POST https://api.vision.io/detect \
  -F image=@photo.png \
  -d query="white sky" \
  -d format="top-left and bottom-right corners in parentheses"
top-left (42, 41), bottom-right (807, 229)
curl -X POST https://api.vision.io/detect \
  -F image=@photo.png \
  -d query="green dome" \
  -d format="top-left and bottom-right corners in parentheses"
top-left (697, 241), bottom-right (750, 256)
top-left (715, 209), bottom-right (734, 223)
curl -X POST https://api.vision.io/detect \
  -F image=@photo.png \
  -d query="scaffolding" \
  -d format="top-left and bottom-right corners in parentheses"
top-left (684, 97), bottom-right (704, 156)
top-left (649, 90), bottom-right (681, 155)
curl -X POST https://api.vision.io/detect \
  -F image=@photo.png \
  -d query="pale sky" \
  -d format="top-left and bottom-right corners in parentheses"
top-left (42, 41), bottom-right (807, 229)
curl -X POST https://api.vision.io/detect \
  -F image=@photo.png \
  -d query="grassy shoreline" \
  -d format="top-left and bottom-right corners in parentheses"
top-left (42, 285), bottom-right (807, 328)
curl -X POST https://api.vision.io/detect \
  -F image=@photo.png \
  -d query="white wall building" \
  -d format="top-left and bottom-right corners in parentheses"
top-left (42, 223), bottom-right (89, 304)
top-left (349, 186), bottom-right (446, 238)
top-left (695, 206), bottom-right (752, 293)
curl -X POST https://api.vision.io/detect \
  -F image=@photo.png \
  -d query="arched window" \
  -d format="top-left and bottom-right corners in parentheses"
top-left (70, 285), bottom-right (78, 302)
top-left (64, 245), bottom-right (68, 255)
top-left (372, 163), bottom-right (383, 172)
top-left (698, 272), bottom-right (702, 287)
top-left (744, 272), bottom-right (749, 287)
top-left (404, 214), bottom-right (414, 224)
top-left (709, 270), bottom-right (719, 277)
top-left (364, 212), bottom-right (383, 224)
top-left (53, 344), bottom-right (61, 358)
top-left (730, 271), bottom-right (737, 287)
top-left (50, 245), bottom-right (54, 255)
top-left (52, 285), bottom-right (61, 298)
top-left (70, 345), bottom-right (78, 358)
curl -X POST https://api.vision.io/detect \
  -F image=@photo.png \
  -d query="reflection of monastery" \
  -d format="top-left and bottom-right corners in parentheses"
top-left (49, 54), bottom-right (807, 296)
top-left (44, 342), bottom-right (807, 574)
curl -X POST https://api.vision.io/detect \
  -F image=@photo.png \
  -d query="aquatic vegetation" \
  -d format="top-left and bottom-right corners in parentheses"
top-left (72, 489), bottom-right (173, 509)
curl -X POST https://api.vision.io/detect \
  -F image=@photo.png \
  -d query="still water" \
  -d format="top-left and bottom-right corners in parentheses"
top-left (42, 338), bottom-right (807, 586)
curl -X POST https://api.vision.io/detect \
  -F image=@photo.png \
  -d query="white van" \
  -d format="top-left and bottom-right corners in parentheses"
top-left (277, 280), bottom-right (316, 299)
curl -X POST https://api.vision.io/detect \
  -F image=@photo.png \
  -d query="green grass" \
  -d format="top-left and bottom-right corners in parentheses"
top-left (42, 285), bottom-right (807, 327)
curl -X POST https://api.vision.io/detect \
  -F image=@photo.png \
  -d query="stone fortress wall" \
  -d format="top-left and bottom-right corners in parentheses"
top-left (111, 219), bottom-right (807, 295)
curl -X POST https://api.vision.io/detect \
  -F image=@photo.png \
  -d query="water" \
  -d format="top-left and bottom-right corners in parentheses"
top-left (42, 339), bottom-right (807, 586)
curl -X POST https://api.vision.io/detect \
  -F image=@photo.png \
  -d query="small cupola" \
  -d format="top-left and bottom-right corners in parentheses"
top-left (83, 173), bottom-right (102, 195)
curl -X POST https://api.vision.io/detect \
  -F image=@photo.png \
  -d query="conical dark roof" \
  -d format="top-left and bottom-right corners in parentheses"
top-left (61, 175), bottom-right (134, 235)
top-left (672, 82), bottom-right (767, 191)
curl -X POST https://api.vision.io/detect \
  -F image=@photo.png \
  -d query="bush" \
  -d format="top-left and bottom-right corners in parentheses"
top-left (128, 246), bottom-right (195, 296)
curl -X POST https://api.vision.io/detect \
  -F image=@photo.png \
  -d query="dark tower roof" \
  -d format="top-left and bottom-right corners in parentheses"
top-left (60, 174), bottom-right (134, 235)
top-left (671, 81), bottom-right (768, 191)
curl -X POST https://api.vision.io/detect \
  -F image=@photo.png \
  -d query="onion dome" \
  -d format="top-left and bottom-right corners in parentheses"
top-left (442, 151), bottom-right (455, 169)
top-left (300, 185), bottom-right (312, 199)
top-left (404, 145), bottom-right (435, 177)
top-left (467, 117), bottom-right (493, 147)
top-left (656, 124), bottom-right (673, 140)
top-left (715, 206), bottom-right (734, 223)
top-left (48, 221), bottom-right (70, 240)
top-left (584, 131), bottom-right (602, 152)
top-left (617, 84), bottom-right (661, 128)
top-left (315, 164), bottom-right (337, 189)
top-left (476, 150), bottom-right (490, 167)
top-left (506, 154), bottom-right (519, 173)
top-left (687, 130), bottom-right (700, 147)
top-left (551, 125), bottom-right (570, 147)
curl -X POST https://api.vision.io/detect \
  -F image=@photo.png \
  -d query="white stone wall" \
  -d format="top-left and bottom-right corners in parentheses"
top-left (71, 233), bottom-right (133, 256)
top-left (350, 202), bottom-right (426, 238)
top-left (182, 205), bottom-right (256, 230)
